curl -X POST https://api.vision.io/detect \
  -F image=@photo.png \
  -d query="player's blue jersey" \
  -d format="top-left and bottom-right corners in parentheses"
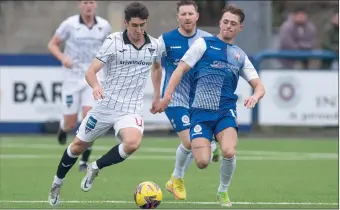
top-left (188, 36), bottom-right (249, 111)
top-left (159, 28), bottom-right (211, 108)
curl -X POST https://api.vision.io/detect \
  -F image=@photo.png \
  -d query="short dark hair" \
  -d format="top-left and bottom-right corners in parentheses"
top-left (221, 4), bottom-right (245, 23)
top-left (176, 0), bottom-right (198, 12)
top-left (124, 1), bottom-right (149, 22)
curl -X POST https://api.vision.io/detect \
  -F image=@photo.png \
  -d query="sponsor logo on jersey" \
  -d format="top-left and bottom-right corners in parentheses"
top-left (120, 60), bottom-right (152, 66)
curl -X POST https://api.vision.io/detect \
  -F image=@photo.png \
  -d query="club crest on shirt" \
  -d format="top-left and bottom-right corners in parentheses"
top-left (234, 52), bottom-right (240, 61)
top-left (148, 48), bottom-right (155, 55)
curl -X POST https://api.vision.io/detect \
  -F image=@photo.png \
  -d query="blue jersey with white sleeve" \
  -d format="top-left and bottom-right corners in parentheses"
top-left (182, 36), bottom-right (259, 111)
top-left (181, 36), bottom-right (259, 140)
top-left (159, 28), bottom-right (211, 108)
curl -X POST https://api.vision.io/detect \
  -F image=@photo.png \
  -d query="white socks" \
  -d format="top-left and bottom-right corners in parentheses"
top-left (59, 119), bottom-right (65, 131)
top-left (211, 140), bottom-right (217, 152)
top-left (173, 141), bottom-right (219, 179)
top-left (54, 175), bottom-right (63, 185)
top-left (218, 156), bottom-right (236, 192)
top-left (183, 152), bottom-right (194, 173)
top-left (173, 144), bottom-right (191, 179)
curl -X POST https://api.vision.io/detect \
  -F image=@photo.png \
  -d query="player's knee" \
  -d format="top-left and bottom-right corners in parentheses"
top-left (123, 138), bottom-right (141, 154)
top-left (181, 140), bottom-right (191, 150)
top-left (195, 159), bottom-right (209, 169)
top-left (221, 147), bottom-right (236, 159)
top-left (70, 138), bottom-right (91, 156)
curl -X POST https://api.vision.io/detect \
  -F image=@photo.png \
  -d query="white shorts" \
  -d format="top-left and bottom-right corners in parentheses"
top-left (62, 81), bottom-right (94, 115)
top-left (76, 104), bottom-right (144, 143)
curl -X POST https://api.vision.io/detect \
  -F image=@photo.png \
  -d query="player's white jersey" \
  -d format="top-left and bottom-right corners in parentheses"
top-left (55, 15), bottom-right (111, 82)
top-left (95, 30), bottom-right (162, 114)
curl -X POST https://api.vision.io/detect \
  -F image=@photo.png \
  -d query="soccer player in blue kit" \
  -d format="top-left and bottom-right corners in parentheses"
top-left (154, 4), bottom-right (265, 207)
top-left (150, 0), bottom-right (219, 200)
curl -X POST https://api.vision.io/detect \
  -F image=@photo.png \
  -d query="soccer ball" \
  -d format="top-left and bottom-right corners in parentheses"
top-left (134, 181), bottom-right (162, 209)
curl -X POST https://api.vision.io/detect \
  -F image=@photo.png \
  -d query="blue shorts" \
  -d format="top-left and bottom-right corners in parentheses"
top-left (165, 106), bottom-right (191, 132)
top-left (189, 108), bottom-right (238, 142)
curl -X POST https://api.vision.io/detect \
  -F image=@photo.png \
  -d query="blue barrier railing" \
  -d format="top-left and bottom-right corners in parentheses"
top-left (251, 50), bottom-right (338, 125)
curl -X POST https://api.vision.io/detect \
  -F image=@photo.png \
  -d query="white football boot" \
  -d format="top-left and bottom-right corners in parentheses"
top-left (48, 182), bottom-right (62, 206)
top-left (80, 162), bottom-right (99, 192)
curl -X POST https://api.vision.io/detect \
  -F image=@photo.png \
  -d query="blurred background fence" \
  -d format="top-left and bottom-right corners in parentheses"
top-left (0, 1), bottom-right (338, 136)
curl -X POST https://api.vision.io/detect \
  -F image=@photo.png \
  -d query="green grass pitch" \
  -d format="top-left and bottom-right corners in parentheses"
top-left (0, 135), bottom-right (338, 209)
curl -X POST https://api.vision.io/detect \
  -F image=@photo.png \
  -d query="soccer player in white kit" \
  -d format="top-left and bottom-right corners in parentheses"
top-left (48, 2), bottom-right (162, 206)
top-left (47, 0), bottom-right (111, 172)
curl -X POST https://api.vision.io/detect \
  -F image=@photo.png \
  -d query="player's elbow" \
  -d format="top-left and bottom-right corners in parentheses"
top-left (85, 70), bottom-right (92, 83)
top-left (47, 38), bottom-right (57, 52)
top-left (259, 83), bottom-right (266, 95)
top-left (256, 83), bottom-right (266, 99)
top-left (47, 41), bottom-right (54, 52)
top-left (178, 61), bottom-right (191, 74)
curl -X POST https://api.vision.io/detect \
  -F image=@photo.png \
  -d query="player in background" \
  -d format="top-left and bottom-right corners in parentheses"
top-left (47, 0), bottom-right (111, 172)
top-left (48, 2), bottom-right (162, 206)
top-left (150, 0), bottom-right (219, 200)
top-left (155, 5), bottom-right (265, 207)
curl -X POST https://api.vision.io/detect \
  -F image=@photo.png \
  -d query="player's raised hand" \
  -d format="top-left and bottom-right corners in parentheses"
top-left (93, 85), bottom-right (104, 101)
top-left (244, 95), bottom-right (258, 109)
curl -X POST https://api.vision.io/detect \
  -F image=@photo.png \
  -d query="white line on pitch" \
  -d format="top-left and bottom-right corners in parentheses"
top-left (0, 144), bottom-right (337, 158)
top-left (0, 200), bottom-right (337, 206)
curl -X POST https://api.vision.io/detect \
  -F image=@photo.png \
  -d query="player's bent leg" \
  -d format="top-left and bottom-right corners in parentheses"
top-left (191, 137), bottom-right (211, 169)
top-left (190, 123), bottom-right (213, 169)
top-left (81, 114), bottom-right (143, 192)
top-left (79, 106), bottom-right (94, 172)
top-left (58, 114), bottom-right (78, 145)
top-left (56, 107), bottom-right (110, 194)
top-left (215, 127), bottom-right (238, 207)
top-left (48, 137), bottom-right (92, 206)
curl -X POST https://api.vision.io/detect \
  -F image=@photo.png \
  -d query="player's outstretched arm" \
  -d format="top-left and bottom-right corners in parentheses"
top-left (244, 78), bottom-right (265, 108)
top-left (156, 38), bottom-right (207, 113)
top-left (240, 55), bottom-right (265, 108)
top-left (249, 79), bottom-right (265, 101)
top-left (162, 61), bottom-right (191, 103)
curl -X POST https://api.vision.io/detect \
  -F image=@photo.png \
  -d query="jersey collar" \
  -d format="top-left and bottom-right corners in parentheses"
top-left (177, 27), bottom-right (198, 38)
top-left (123, 29), bottom-right (151, 51)
top-left (79, 15), bottom-right (98, 29)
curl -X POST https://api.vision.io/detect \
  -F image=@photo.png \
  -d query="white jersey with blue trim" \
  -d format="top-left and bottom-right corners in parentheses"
top-left (158, 28), bottom-right (212, 108)
top-left (181, 36), bottom-right (259, 111)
